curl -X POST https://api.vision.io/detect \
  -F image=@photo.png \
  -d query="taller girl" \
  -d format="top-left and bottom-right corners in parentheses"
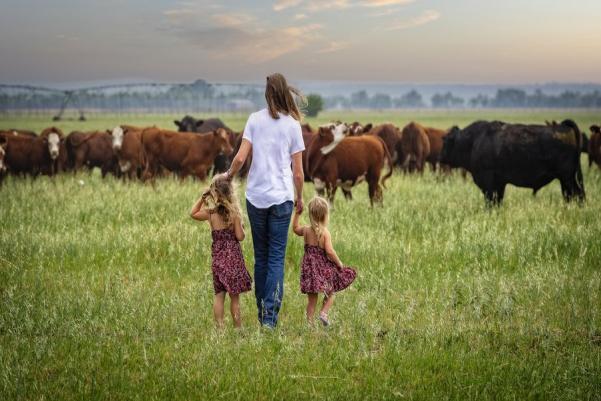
top-left (225, 73), bottom-right (305, 328)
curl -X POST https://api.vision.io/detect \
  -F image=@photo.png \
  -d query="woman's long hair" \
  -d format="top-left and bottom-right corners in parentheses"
top-left (308, 196), bottom-right (329, 244)
top-left (265, 73), bottom-right (305, 121)
top-left (201, 176), bottom-right (241, 227)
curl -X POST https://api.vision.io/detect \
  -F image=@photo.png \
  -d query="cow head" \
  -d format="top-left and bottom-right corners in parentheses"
top-left (348, 122), bottom-right (373, 136)
top-left (591, 125), bottom-right (601, 134)
top-left (440, 126), bottom-right (461, 167)
top-left (174, 116), bottom-right (204, 132)
top-left (41, 127), bottom-right (63, 160)
top-left (215, 128), bottom-right (234, 156)
top-left (111, 126), bottom-right (124, 151)
top-left (0, 136), bottom-right (7, 173)
top-left (317, 122), bottom-right (348, 155)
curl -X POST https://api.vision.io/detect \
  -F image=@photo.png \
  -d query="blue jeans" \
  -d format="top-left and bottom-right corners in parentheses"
top-left (246, 199), bottom-right (293, 327)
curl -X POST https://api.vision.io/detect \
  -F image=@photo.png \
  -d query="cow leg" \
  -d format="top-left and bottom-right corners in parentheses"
top-left (313, 177), bottom-right (326, 197)
top-left (342, 189), bottom-right (353, 200)
top-left (325, 182), bottom-right (337, 205)
top-left (473, 171), bottom-right (501, 207)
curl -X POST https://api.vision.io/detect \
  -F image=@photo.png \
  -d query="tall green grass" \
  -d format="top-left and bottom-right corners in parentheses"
top-left (1, 111), bottom-right (600, 400)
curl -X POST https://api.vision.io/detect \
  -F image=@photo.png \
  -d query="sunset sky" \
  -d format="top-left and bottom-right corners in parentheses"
top-left (1, 0), bottom-right (600, 85)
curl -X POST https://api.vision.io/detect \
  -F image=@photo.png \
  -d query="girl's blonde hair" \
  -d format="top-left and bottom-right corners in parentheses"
top-left (265, 73), bottom-right (305, 121)
top-left (201, 176), bottom-right (241, 227)
top-left (308, 196), bottom-right (329, 243)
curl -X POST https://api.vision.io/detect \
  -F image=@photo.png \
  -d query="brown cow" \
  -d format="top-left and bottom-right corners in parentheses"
top-left (0, 136), bottom-right (7, 185)
top-left (66, 130), bottom-right (118, 177)
top-left (590, 125), bottom-right (601, 169)
top-left (142, 128), bottom-right (233, 181)
top-left (423, 126), bottom-right (449, 172)
top-left (0, 127), bottom-right (64, 177)
top-left (227, 131), bottom-right (252, 179)
top-left (307, 123), bottom-right (393, 206)
top-left (111, 125), bottom-right (149, 179)
top-left (369, 124), bottom-right (402, 164)
top-left (348, 121), bottom-right (373, 136)
top-left (0, 129), bottom-right (37, 137)
top-left (401, 122), bottom-right (430, 173)
top-left (301, 123), bottom-right (316, 181)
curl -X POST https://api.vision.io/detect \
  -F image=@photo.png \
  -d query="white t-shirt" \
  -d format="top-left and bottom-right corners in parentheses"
top-left (243, 108), bottom-right (305, 209)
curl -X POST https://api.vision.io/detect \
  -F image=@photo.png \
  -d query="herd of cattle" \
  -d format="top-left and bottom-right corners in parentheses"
top-left (0, 115), bottom-right (600, 206)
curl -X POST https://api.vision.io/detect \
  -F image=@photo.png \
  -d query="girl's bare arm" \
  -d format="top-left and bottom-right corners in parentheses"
top-left (190, 197), bottom-right (210, 221)
top-left (292, 209), bottom-right (305, 237)
top-left (323, 229), bottom-right (343, 268)
top-left (233, 215), bottom-right (245, 241)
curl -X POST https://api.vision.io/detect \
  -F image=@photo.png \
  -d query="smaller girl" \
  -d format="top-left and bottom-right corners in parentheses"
top-left (292, 196), bottom-right (356, 326)
top-left (190, 175), bottom-right (252, 329)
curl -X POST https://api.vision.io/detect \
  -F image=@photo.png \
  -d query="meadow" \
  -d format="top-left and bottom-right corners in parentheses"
top-left (1, 110), bottom-right (600, 400)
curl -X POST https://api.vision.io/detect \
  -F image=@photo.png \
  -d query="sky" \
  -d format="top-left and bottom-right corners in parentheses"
top-left (1, 0), bottom-right (600, 85)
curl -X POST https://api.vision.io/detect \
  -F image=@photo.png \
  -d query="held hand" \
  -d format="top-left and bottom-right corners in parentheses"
top-left (294, 197), bottom-right (304, 214)
top-left (216, 172), bottom-right (231, 182)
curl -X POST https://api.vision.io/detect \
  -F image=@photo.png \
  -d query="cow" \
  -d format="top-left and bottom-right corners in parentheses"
top-left (0, 129), bottom-right (37, 137)
top-left (66, 130), bottom-right (118, 177)
top-left (111, 125), bottom-right (148, 179)
top-left (141, 128), bottom-right (233, 181)
top-left (0, 136), bottom-right (7, 185)
top-left (174, 115), bottom-right (235, 175)
top-left (348, 121), bottom-right (373, 136)
top-left (400, 122), bottom-right (430, 173)
top-left (547, 120), bottom-right (589, 154)
top-left (306, 122), bottom-right (393, 206)
top-left (440, 120), bottom-right (585, 206)
top-left (589, 125), bottom-right (601, 169)
top-left (369, 124), bottom-right (402, 164)
top-left (423, 126), bottom-right (449, 172)
top-left (0, 127), bottom-right (65, 178)
top-left (302, 123), bottom-right (316, 181)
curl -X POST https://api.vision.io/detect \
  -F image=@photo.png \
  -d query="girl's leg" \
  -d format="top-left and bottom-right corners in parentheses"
top-left (230, 293), bottom-right (241, 328)
top-left (214, 292), bottom-right (226, 328)
top-left (320, 292), bottom-right (335, 320)
top-left (306, 293), bottom-right (318, 323)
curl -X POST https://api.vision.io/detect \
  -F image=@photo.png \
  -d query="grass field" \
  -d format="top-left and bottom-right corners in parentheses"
top-left (1, 111), bottom-right (600, 400)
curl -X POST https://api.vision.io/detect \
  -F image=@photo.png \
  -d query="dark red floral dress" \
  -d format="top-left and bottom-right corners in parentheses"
top-left (211, 229), bottom-right (252, 295)
top-left (300, 245), bottom-right (356, 294)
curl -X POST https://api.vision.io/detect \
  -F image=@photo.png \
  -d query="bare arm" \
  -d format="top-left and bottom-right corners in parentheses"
top-left (291, 151), bottom-right (304, 213)
top-left (190, 196), bottom-right (210, 221)
top-left (226, 139), bottom-right (251, 179)
top-left (233, 215), bottom-right (245, 241)
top-left (323, 229), bottom-right (343, 269)
top-left (292, 209), bottom-right (305, 237)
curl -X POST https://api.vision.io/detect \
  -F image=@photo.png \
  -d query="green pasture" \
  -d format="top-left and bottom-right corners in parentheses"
top-left (1, 110), bottom-right (600, 400)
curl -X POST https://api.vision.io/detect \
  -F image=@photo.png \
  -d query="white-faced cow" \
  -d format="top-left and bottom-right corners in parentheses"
top-left (307, 122), bottom-right (393, 206)
top-left (111, 125), bottom-right (148, 179)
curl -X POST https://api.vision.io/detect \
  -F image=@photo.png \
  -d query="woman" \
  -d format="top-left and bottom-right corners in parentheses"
top-left (224, 73), bottom-right (305, 328)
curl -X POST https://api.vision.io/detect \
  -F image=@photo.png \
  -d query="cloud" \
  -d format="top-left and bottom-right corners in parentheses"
top-left (306, 0), bottom-right (351, 12)
top-left (386, 9), bottom-right (440, 30)
top-left (294, 13), bottom-right (308, 20)
top-left (317, 41), bottom-right (351, 54)
top-left (211, 13), bottom-right (254, 27)
top-left (167, 23), bottom-right (323, 63)
top-left (359, 0), bottom-right (415, 7)
top-left (273, 0), bottom-right (303, 11)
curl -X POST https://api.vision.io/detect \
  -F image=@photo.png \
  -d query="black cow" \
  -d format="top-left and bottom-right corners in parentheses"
top-left (174, 115), bottom-right (232, 175)
top-left (440, 120), bottom-right (585, 205)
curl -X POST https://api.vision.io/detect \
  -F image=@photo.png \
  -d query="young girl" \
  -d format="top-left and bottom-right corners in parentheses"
top-left (190, 175), bottom-right (252, 329)
top-left (292, 196), bottom-right (356, 326)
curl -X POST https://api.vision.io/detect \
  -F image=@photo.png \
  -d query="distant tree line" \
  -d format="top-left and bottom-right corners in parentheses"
top-left (2, 81), bottom-right (601, 113)
top-left (324, 89), bottom-right (601, 109)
